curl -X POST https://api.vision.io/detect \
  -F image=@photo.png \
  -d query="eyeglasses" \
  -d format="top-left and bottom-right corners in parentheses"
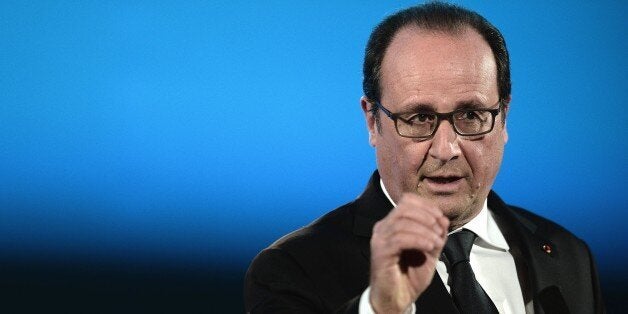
top-left (372, 100), bottom-right (503, 139)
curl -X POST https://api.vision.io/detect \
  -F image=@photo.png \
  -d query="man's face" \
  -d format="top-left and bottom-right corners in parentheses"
top-left (362, 26), bottom-right (509, 228)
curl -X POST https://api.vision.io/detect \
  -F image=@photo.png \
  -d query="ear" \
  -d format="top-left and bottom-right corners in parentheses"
top-left (360, 96), bottom-right (377, 147)
top-left (501, 95), bottom-right (511, 144)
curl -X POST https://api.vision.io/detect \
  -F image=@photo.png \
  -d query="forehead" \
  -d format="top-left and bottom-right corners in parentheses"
top-left (379, 26), bottom-right (498, 108)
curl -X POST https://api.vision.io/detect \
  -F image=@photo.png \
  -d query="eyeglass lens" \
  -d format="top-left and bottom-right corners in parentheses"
top-left (396, 110), bottom-right (495, 137)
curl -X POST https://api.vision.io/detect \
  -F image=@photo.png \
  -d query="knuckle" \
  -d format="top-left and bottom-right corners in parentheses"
top-left (373, 220), bottom-right (386, 233)
top-left (373, 221), bottom-right (381, 231)
top-left (370, 236), bottom-right (385, 248)
top-left (389, 221), bottom-right (405, 233)
top-left (391, 236), bottom-right (406, 248)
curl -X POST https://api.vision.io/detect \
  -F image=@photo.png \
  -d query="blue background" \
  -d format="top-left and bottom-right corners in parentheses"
top-left (2, 1), bottom-right (626, 312)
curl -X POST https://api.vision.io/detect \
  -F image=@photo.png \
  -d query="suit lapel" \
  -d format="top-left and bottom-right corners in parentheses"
top-left (351, 170), bottom-right (392, 261)
top-left (488, 191), bottom-right (569, 314)
top-left (352, 171), bottom-right (459, 313)
top-left (415, 276), bottom-right (460, 314)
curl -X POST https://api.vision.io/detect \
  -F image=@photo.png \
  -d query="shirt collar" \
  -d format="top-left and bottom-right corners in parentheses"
top-left (458, 199), bottom-right (509, 251)
top-left (379, 179), bottom-right (509, 251)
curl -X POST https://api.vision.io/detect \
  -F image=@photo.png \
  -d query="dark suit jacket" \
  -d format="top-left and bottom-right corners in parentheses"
top-left (245, 171), bottom-right (604, 313)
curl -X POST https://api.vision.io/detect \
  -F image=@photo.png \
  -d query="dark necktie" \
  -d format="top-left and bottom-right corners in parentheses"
top-left (443, 229), bottom-right (498, 314)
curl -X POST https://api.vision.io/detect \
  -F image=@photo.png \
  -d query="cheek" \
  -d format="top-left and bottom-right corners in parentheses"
top-left (380, 136), bottom-right (428, 176)
top-left (462, 138), bottom-right (505, 186)
top-left (402, 143), bottom-right (429, 171)
top-left (384, 135), bottom-right (427, 169)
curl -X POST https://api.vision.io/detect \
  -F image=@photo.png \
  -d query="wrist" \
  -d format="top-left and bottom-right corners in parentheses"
top-left (369, 287), bottom-right (411, 314)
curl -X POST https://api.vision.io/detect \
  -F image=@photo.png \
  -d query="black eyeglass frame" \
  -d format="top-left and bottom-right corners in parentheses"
top-left (371, 100), bottom-right (503, 139)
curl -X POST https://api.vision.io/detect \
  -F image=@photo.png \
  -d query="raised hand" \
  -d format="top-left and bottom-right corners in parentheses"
top-left (369, 193), bottom-right (450, 313)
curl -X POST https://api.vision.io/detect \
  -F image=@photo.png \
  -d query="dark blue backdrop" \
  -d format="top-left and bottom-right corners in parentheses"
top-left (2, 1), bottom-right (626, 312)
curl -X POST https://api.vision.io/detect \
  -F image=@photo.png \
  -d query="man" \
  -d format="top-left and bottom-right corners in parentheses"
top-left (245, 3), bottom-right (604, 313)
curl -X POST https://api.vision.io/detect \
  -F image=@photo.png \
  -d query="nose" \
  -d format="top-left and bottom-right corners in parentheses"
top-left (428, 120), bottom-right (461, 162)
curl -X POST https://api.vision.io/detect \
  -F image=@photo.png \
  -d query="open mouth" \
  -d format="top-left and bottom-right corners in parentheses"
top-left (425, 176), bottom-right (463, 184)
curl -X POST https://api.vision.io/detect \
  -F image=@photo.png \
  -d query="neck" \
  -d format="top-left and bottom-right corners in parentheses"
top-left (447, 201), bottom-right (484, 232)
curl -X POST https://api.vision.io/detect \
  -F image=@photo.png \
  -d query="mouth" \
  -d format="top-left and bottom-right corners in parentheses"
top-left (425, 176), bottom-right (462, 184)
top-left (420, 175), bottom-right (465, 194)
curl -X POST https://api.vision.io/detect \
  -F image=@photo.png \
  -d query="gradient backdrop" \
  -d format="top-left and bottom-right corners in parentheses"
top-left (2, 0), bottom-right (626, 312)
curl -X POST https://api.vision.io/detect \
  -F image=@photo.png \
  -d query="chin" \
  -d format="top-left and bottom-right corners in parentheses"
top-left (426, 193), bottom-right (477, 218)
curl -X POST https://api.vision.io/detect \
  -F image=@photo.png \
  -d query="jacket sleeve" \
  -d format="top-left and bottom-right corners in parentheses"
top-left (586, 244), bottom-right (605, 314)
top-left (244, 247), bottom-right (361, 314)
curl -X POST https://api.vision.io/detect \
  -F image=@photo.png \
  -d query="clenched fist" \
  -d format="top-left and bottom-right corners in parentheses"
top-left (369, 193), bottom-right (449, 313)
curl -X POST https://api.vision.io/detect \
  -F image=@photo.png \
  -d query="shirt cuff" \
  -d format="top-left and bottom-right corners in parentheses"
top-left (358, 286), bottom-right (416, 314)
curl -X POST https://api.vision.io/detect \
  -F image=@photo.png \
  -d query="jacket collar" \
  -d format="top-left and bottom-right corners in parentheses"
top-left (488, 191), bottom-right (569, 313)
top-left (352, 170), bottom-right (392, 238)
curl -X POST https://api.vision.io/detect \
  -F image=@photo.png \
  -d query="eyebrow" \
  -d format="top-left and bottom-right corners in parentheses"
top-left (398, 100), bottom-right (488, 114)
top-left (456, 101), bottom-right (487, 110)
top-left (398, 103), bottom-right (434, 114)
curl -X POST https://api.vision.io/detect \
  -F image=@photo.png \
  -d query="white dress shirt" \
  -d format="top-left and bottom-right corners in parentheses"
top-left (358, 180), bottom-right (527, 314)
